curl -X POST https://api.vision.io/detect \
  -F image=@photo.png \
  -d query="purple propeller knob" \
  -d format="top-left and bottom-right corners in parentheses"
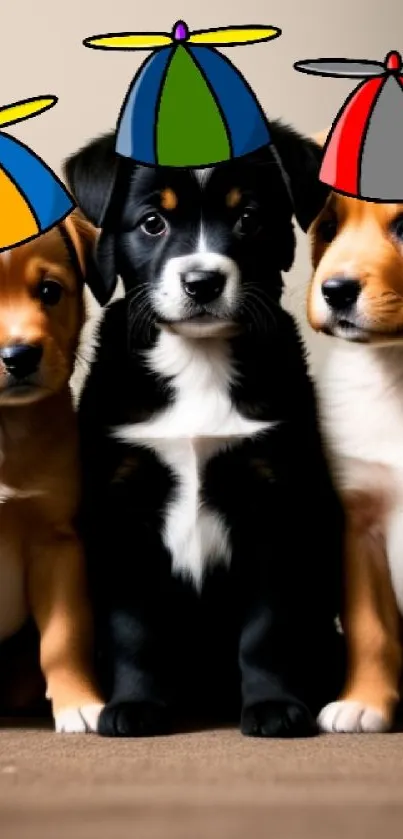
top-left (172, 21), bottom-right (189, 42)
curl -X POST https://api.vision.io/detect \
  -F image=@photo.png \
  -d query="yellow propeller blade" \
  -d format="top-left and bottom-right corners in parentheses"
top-left (83, 33), bottom-right (172, 50)
top-left (188, 26), bottom-right (281, 46)
top-left (0, 96), bottom-right (57, 130)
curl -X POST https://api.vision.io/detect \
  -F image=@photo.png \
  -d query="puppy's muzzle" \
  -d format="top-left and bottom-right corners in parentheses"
top-left (322, 276), bottom-right (361, 312)
top-left (0, 344), bottom-right (43, 380)
top-left (181, 270), bottom-right (226, 305)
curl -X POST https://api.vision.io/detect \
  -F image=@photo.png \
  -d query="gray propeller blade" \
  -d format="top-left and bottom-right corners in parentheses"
top-left (294, 59), bottom-right (385, 78)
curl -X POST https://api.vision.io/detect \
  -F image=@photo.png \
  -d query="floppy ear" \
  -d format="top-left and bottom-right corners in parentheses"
top-left (61, 210), bottom-right (117, 306)
top-left (62, 211), bottom-right (97, 272)
top-left (63, 134), bottom-right (121, 305)
top-left (269, 120), bottom-right (330, 232)
top-left (63, 132), bottom-right (118, 229)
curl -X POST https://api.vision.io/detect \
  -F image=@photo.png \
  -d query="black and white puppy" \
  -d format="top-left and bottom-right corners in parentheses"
top-left (65, 123), bottom-right (345, 738)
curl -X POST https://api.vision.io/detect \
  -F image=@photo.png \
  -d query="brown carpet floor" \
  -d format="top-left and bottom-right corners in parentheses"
top-left (1, 722), bottom-right (403, 839)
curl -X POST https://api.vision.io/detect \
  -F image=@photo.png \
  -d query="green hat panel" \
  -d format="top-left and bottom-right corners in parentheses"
top-left (156, 46), bottom-right (231, 167)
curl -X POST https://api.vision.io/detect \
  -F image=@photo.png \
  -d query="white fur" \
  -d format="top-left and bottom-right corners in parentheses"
top-left (195, 168), bottom-right (213, 188)
top-left (321, 343), bottom-right (403, 468)
top-left (318, 340), bottom-right (403, 733)
top-left (318, 700), bottom-right (389, 733)
top-left (55, 703), bottom-right (103, 734)
top-left (114, 330), bottom-right (272, 589)
top-left (153, 215), bottom-right (239, 323)
top-left (310, 260), bottom-right (390, 341)
top-left (153, 250), bottom-right (240, 323)
top-left (197, 222), bottom-right (208, 254)
top-left (70, 281), bottom-right (124, 405)
top-left (320, 342), bottom-right (403, 611)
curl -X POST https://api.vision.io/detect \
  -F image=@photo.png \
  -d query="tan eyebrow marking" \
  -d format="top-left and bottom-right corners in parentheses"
top-left (226, 188), bottom-right (242, 208)
top-left (161, 188), bottom-right (178, 211)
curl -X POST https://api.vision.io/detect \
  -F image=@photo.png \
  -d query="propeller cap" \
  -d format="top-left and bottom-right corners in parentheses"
top-left (295, 50), bottom-right (403, 202)
top-left (0, 96), bottom-right (74, 252)
top-left (84, 21), bottom-right (281, 167)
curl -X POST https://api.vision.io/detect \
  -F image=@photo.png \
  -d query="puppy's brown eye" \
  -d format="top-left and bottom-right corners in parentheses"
top-left (37, 280), bottom-right (63, 307)
top-left (318, 219), bottom-right (337, 243)
top-left (235, 208), bottom-right (261, 236)
top-left (392, 215), bottom-right (403, 241)
top-left (140, 213), bottom-right (167, 237)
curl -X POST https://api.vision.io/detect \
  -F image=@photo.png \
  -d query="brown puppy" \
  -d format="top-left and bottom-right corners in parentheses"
top-left (0, 214), bottom-right (103, 732)
top-left (307, 131), bottom-right (403, 733)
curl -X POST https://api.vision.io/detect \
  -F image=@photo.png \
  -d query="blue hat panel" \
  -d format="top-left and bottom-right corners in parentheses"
top-left (116, 47), bottom-right (173, 163)
top-left (0, 133), bottom-right (74, 229)
top-left (188, 45), bottom-right (271, 159)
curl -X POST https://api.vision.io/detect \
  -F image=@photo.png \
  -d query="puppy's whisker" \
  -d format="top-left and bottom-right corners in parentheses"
top-left (126, 282), bottom-right (148, 302)
top-left (243, 297), bottom-right (270, 335)
top-left (127, 285), bottom-right (154, 344)
top-left (244, 286), bottom-right (278, 334)
top-left (243, 301), bottom-right (261, 334)
top-left (130, 301), bottom-right (150, 339)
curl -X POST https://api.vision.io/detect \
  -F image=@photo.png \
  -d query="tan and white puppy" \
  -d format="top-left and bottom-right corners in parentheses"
top-left (0, 214), bottom-right (103, 732)
top-left (308, 130), bottom-right (403, 733)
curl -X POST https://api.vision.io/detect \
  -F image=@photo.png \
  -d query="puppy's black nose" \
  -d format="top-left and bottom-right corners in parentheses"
top-left (181, 270), bottom-right (225, 305)
top-left (322, 277), bottom-right (361, 311)
top-left (0, 344), bottom-right (43, 379)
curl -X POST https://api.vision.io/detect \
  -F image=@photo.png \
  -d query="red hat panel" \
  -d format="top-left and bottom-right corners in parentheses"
top-left (319, 76), bottom-right (384, 198)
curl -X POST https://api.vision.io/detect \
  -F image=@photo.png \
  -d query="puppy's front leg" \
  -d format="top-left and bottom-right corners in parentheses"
top-left (27, 525), bottom-right (104, 733)
top-left (97, 607), bottom-right (172, 738)
top-left (97, 555), bottom-right (172, 738)
top-left (237, 537), bottom-right (319, 739)
top-left (318, 510), bottom-right (401, 734)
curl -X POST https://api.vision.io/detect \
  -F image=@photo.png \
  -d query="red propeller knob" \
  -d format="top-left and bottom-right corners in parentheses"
top-left (385, 51), bottom-right (402, 72)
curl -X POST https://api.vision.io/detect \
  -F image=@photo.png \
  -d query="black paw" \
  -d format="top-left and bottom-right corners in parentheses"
top-left (241, 700), bottom-right (318, 739)
top-left (98, 701), bottom-right (171, 738)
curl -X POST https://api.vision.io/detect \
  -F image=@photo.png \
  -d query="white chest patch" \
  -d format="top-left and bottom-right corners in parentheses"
top-left (114, 331), bottom-right (272, 588)
top-left (320, 343), bottom-right (403, 615)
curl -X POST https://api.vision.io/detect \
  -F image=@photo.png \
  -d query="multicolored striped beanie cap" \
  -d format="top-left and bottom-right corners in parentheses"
top-left (83, 20), bottom-right (282, 168)
top-left (295, 50), bottom-right (403, 202)
top-left (0, 96), bottom-right (74, 252)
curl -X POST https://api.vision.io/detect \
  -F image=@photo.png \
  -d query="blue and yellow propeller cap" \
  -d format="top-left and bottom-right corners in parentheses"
top-left (0, 96), bottom-right (75, 252)
top-left (84, 20), bottom-right (282, 168)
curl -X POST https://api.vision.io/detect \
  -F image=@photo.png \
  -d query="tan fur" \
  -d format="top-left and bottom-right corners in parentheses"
top-left (309, 196), bottom-right (403, 335)
top-left (0, 213), bottom-right (103, 727)
top-left (309, 128), bottom-right (403, 337)
top-left (339, 492), bottom-right (401, 724)
top-left (226, 188), bottom-right (242, 209)
top-left (308, 133), bottom-right (403, 729)
top-left (160, 188), bottom-right (178, 211)
top-left (311, 127), bottom-right (333, 147)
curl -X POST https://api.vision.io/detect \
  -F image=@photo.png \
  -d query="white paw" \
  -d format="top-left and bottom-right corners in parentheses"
top-left (318, 700), bottom-right (390, 733)
top-left (55, 703), bottom-right (104, 734)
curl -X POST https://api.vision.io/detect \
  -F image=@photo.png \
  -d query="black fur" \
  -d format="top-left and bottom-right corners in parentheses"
top-left (64, 123), bottom-right (328, 305)
top-left (65, 124), bottom-right (345, 738)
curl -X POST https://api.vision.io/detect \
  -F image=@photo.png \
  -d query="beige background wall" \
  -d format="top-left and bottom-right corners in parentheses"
top-left (3, 0), bottom-right (403, 376)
